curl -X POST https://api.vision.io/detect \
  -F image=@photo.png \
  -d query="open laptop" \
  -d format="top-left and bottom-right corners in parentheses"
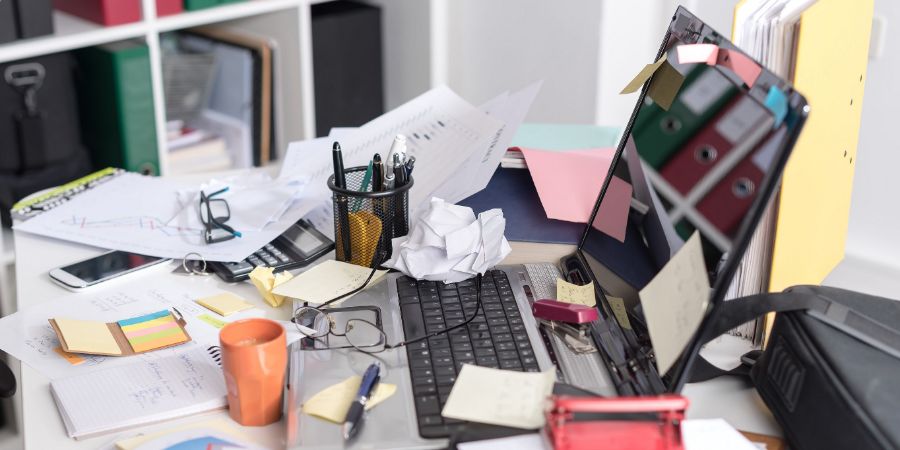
top-left (286, 7), bottom-right (809, 449)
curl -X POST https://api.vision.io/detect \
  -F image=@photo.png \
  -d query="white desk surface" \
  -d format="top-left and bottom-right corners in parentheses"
top-left (12, 224), bottom-right (780, 450)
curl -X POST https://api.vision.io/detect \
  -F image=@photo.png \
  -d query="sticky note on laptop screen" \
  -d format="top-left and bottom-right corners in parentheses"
top-left (54, 318), bottom-right (123, 356)
top-left (118, 310), bottom-right (188, 353)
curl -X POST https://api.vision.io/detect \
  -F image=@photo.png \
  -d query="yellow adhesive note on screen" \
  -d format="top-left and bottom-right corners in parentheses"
top-left (556, 279), bottom-right (596, 307)
top-left (196, 292), bottom-right (253, 316)
top-left (620, 54), bottom-right (667, 94)
top-left (54, 318), bottom-right (122, 355)
top-left (302, 376), bottom-right (396, 424)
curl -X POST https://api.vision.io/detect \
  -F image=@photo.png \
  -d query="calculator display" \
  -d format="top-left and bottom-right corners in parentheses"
top-left (283, 225), bottom-right (326, 256)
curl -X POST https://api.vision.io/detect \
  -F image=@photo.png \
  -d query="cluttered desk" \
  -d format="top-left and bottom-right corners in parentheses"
top-left (2, 5), bottom-right (895, 450)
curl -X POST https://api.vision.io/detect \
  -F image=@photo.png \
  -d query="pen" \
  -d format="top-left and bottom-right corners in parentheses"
top-left (404, 156), bottom-right (416, 177)
top-left (372, 154), bottom-right (384, 192)
top-left (392, 153), bottom-right (406, 187)
top-left (384, 155), bottom-right (395, 190)
top-left (333, 142), bottom-right (351, 261)
top-left (343, 362), bottom-right (381, 441)
top-left (386, 134), bottom-right (408, 167)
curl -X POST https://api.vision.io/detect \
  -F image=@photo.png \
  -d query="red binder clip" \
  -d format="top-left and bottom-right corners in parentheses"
top-left (546, 394), bottom-right (688, 450)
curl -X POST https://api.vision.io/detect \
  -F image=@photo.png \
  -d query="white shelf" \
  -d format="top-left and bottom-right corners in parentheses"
top-left (0, 0), bottom-right (312, 64)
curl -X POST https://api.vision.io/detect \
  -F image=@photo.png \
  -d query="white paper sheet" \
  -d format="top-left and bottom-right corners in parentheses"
top-left (13, 173), bottom-right (317, 262)
top-left (457, 434), bottom-right (548, 450)
top-left (639, 231), bottom-right (711, 375)
top-left (441, 365), bottom-right (556, 429)
top-left (682, 419), bottom-right (760, 450)
top-left (51, 347), bottom-right (227, 439)
top-left (0, 270), bottom-right (263, 379)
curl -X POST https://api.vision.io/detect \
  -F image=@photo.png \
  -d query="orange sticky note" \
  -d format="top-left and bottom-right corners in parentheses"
top-left (520, 148), bottom-right (615, 224)
top-left (54, 347), bottom-right (86, 365)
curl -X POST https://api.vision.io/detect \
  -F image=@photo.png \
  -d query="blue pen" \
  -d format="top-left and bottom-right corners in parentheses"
top-left (342, 362), bottom-right (381, 440)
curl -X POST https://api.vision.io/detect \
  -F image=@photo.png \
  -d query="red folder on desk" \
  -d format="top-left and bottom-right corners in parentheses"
top-left (660, 95), bottom-right (772, 196)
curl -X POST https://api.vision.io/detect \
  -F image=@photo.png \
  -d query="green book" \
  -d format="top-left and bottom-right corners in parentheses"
top-left (75, 41), bottom-right (159, 175)
top-left (184, 0), bottom-right (244, 11)
top-left (632, 65), bottom-right (738, 169)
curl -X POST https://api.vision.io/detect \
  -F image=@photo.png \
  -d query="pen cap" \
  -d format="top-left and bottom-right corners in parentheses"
top-left (327, 166), bottom-right (414, 268)
top-left (386, 134), bottom-right (407, 164)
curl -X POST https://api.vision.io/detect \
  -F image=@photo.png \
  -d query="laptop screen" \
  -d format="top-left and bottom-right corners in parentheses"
top-left (576, 7), bottom-right (808, 392)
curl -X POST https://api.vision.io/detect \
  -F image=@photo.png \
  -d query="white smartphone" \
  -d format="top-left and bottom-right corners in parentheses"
top-left (49, 251), bottom-right (170, 290)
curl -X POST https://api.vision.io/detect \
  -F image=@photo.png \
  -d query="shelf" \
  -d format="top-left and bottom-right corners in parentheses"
top-left (0, 0), bottom-right (307, 64)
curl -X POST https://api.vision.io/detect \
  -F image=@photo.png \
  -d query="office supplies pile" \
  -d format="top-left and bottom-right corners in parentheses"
top-left (384, 198), bottom-right (511, 283)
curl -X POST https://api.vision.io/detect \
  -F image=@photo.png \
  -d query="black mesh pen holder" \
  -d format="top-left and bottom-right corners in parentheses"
top-left (327, 166), bottom-right (413, 268)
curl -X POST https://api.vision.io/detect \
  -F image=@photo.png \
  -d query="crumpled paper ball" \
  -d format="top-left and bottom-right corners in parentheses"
top-left (384, 198), bottom-right (511, 283)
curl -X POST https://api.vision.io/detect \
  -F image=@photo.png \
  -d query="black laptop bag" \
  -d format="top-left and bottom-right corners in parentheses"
top-left (692, 285), bottom-right (900, 450)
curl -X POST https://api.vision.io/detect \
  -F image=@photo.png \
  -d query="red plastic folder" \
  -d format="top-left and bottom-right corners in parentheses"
top-left (54, 0), bottom-right (141, 25)
top-left (547, 395), bottom-right (688, 450)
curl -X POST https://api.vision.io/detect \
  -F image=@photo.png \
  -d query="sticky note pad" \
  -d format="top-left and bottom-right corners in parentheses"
top-left (55, 318), bottom-right (122, 356)
top-left (118, 310), bottom-right (188, 353)
top-left (556, 279), bottom-right (596, 307)
top-left (249, 266), bottom-right (294, 307)
top-left (198, 314), bottom-right (227, 329)
top-left (442, 365), bottom-right (556, 429)
top-left (54, 347), bottom-right (86, 365)
top-left (196, 292), bottom-right (253, 317)
top-left (302, 376), bottom-right (397, 423)
top-left (272, 260), bottom-right (387, 305)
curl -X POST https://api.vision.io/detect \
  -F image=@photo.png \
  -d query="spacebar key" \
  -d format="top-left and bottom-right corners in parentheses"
top-left (401, 304), bottom-right (427, 341)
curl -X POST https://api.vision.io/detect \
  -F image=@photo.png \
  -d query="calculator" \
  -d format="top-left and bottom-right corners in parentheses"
top-left (208, 219), bottom-right (334, 282)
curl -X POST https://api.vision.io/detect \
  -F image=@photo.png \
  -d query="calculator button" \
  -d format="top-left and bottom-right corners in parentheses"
top-left (223, 261), bottom-right (253, 276)
top-left (264, 244), bottom-right (278, 253)
top-left (274, 253), bottom-right (291, 263)
top-left (247, 256), bottom-right (264, 266)
top-left (262, 255), bottom-right (279, 266)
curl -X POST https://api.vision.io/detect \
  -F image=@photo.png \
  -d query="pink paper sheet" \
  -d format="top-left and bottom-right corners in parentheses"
top-left (521, 147), bottom-right (632, 242)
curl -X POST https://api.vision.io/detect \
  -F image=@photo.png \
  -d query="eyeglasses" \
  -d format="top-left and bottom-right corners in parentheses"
top-left (199, 187), bottom-right (242, 244)
top-left (293, 273), bottom-right (484, 354)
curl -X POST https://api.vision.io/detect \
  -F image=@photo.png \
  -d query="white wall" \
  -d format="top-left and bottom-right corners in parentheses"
top-left (837, 0), bottom-right (900, 271)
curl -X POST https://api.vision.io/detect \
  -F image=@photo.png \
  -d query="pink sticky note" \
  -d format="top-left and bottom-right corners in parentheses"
top-left (591, 176), bottom-right (633, 243)
top-left (676, 43), bottom-right (719, 65)
top-left (520, 147), bottom-right (615, 224)
top-left (716, 49), bottom-right (762, 87)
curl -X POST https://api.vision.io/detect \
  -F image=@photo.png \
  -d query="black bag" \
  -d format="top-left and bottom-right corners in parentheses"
top-left (692, 286), bottom-right (900, 450)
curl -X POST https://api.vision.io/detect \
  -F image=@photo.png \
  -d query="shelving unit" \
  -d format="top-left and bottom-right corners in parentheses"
top-left (0, 0), bottom-right (322, 174)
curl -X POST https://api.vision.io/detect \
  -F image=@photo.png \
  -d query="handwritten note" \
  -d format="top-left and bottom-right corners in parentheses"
top-left (272, 260), bottom-right (387, 305)
top-left (50, 347), bottom-right (226, 438)
top-left (639, 231), bottom-right (710, 375)
top-left (302, 376), bottom-right (397, 424)
top-left (556, 279), bottom-right (596, 307)
top-left (441, 365), bottom-right (556, 429)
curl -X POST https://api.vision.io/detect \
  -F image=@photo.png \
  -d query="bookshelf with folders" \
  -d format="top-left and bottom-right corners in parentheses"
top-left (0, 0), bottom-right (409, 178)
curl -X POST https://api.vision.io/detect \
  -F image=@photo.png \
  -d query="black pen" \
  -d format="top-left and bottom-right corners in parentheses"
top-left (392, 153), bottom-right (406, 187)
top-left (333, 142), bottom-right (351, 260)
top-left (372, 154), bottom-right (384, 192)
top-left (404, 156), bottom-right (416, 177)
top-left (343, 362), bottom-right (381, 440)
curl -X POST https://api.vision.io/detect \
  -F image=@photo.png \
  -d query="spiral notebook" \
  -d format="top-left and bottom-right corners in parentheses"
top-left (50, 347), bottom-right (226, 440)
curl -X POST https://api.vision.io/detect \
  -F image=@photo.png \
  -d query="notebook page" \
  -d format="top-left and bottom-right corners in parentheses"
top-left (51, 347), bottom-right (226, 438)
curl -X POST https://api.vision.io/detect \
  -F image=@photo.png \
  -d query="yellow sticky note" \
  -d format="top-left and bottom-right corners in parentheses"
top-left (646, 60), bottom-right (685, 111)
top-left (249, 266), bottom-right (294, 307)
top-left (607, 296), bottom-right (632, 330)
top-left (196, 292), bottom-right (253, 316)
top-left (556, 279), bottom-right (596, 307)
top-left (198, 314), bottom-right (227, 329)
top-left (272, 260), bottom-right (387, 305)
top-left (302, 376), bottom-right (397, 424)
top-left (54, 347), bottom-right (85, 365)
top-left (620, 54), bottom-right (668, 94)
top-left (54, 318), bottom-right (122, 356)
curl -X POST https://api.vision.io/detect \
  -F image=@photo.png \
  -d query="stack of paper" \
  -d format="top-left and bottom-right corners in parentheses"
top-left (384, 198), bottom-right (511, 283)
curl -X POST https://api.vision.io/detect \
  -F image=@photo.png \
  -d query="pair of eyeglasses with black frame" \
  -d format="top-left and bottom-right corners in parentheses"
top-left (292, 272), bottom-right (484, 354)
top-left (199, 187), bottom-right (242, 244)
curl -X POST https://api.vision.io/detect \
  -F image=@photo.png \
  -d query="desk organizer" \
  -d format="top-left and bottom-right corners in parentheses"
top-left (328, 166), bottom-right (413, 268)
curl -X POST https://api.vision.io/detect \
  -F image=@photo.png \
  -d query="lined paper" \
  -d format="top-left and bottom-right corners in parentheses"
top-left (51, 347), bottom-right (226, 439)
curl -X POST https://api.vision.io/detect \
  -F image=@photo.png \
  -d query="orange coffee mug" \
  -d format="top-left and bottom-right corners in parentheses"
top-left (220, 318), bottom-right (287, 426)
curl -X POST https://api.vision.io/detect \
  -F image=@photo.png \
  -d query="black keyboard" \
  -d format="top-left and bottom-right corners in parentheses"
top-left (397, 270), bottom-right (540, 439)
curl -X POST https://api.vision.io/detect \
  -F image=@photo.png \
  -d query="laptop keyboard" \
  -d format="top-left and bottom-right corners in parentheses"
top-left (396, 269), bottom-right (540, 439)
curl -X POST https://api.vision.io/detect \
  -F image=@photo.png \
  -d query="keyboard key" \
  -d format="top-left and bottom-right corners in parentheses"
top-left (500, 360), bottom-right (523, 370)
top-left (436, 374), bottom-right (457, 386)
top-left (410, 358), bottom-right (432, 369)
top-left (435, 366), bottom-right (456, 376)
top-left (433, 356), bottom-right (454, 367)
top-left (400, 295), bottom-right (421, 305)
top-left (474, 348), bottom-right (496, 357)
top-left (413, 376), bottom-right (435, 386)
top-left (429, 337), bottom-right (451, 348)
top-left (451, 342), bottom-right (472, 352)
top-left (498, 350), bottom-right (519, 360)
top-left (473, 339), bottom-right (493, 349)
top-left (414, 384), bottom-right (437, 395)
top-left (497, 342), bottom-right (516, 352)
top-left (416, 396), bottom-right (440, 415)
top-left (419, 415), bottom-right (443, 427)
top-left (493, 333), bottom-right (513, 343)
top-left (476, 356), bottom-right (498, 366)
